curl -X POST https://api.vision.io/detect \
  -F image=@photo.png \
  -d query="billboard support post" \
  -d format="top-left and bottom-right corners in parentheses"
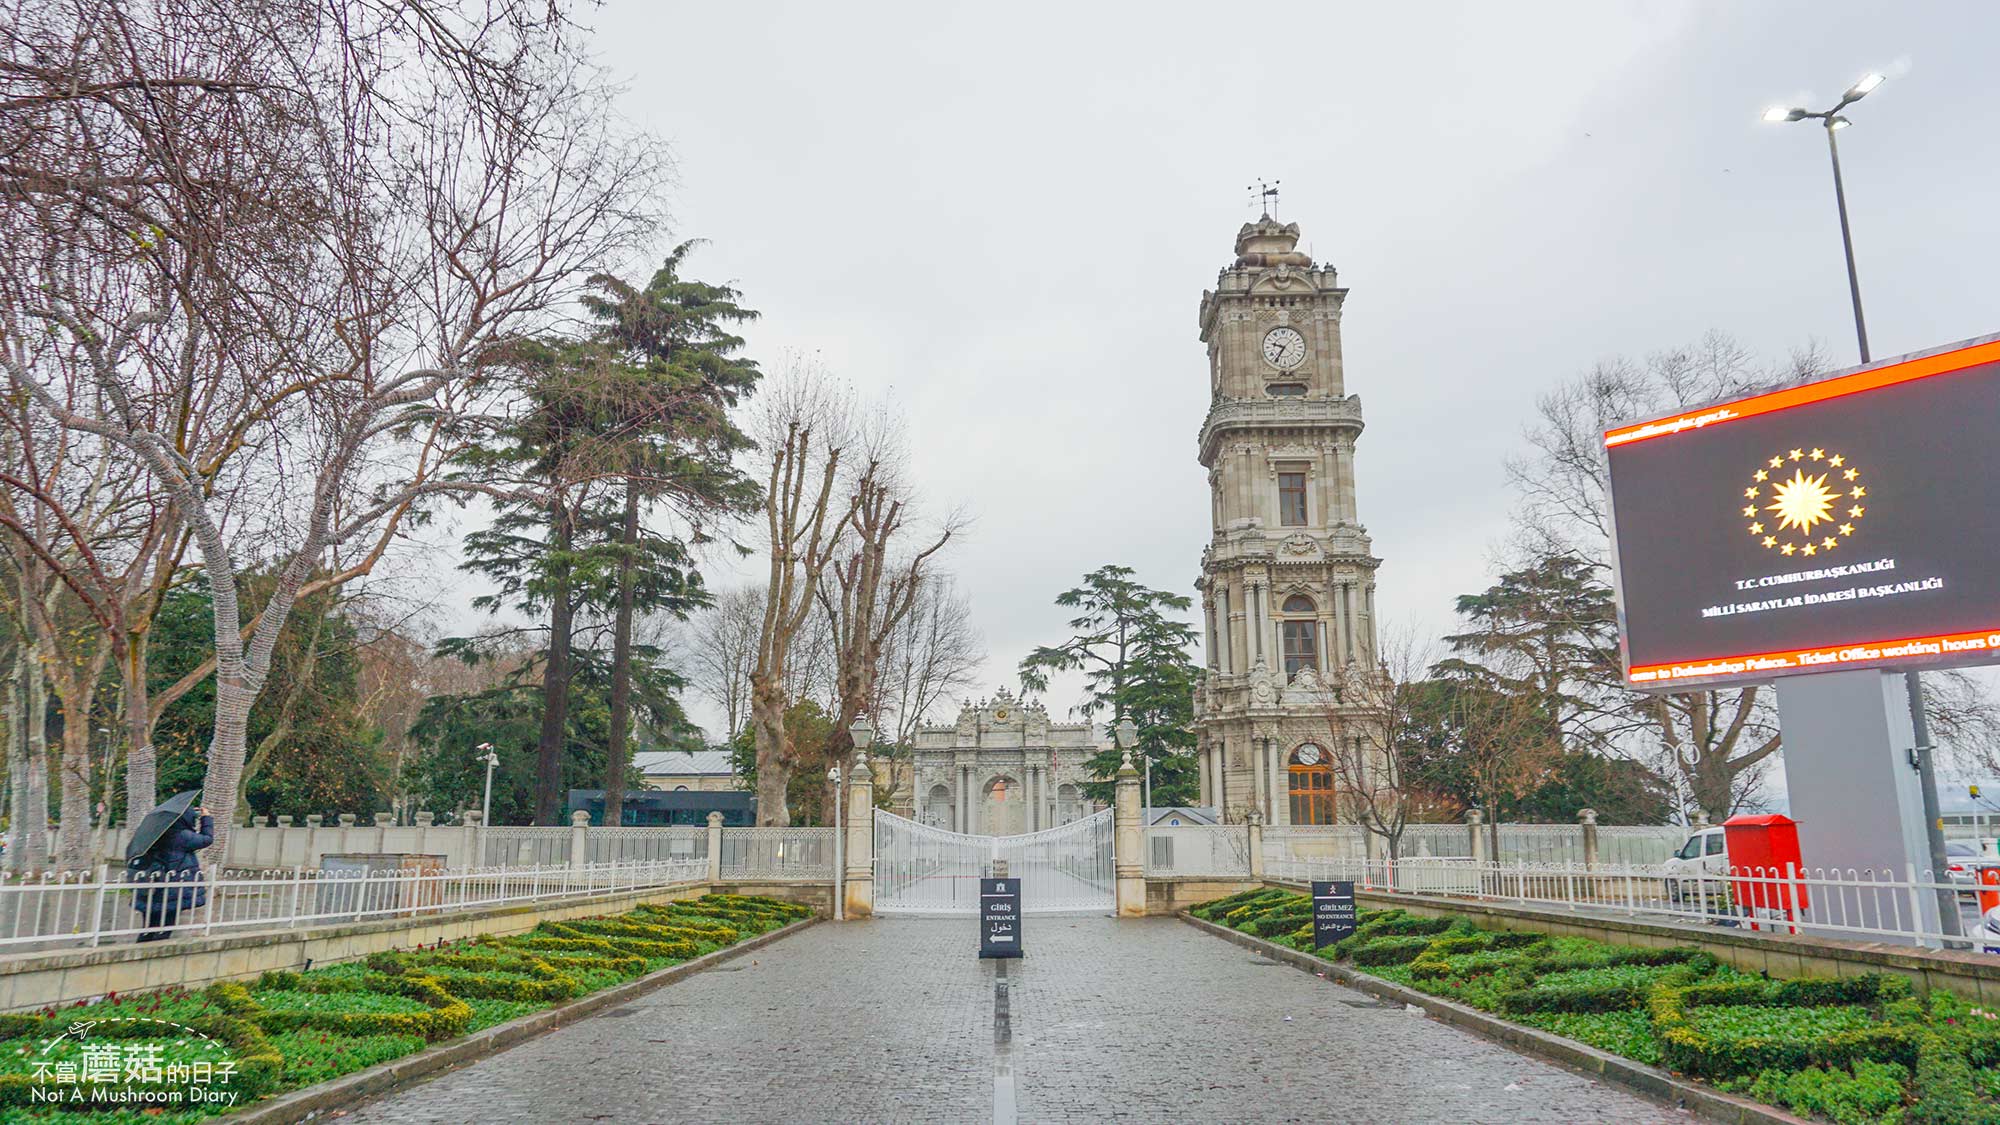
top-left (1774, 669), bottom-right (1941, 947)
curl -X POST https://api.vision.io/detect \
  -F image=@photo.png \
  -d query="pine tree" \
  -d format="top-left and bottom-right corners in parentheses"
top-left (1019, 565), bottom-right (1201, 805)
top-left (574, 242), bottom-right (761, 825)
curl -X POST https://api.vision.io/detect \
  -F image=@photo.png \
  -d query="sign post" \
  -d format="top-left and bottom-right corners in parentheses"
top-left (1311, 880), bottom-right (1356, 950)
top-left (979, 877), bottom-right (1023, 959)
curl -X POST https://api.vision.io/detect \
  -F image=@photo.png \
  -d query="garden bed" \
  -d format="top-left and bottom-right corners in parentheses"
top-left (1189, 888), bottom-right (2000, 1125)
top-left (0, 893), bottom-right (811, 1122)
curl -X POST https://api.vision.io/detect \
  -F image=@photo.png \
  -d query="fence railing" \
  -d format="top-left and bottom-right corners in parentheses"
top-left (0, 858), bottom-right (711, 953)
top-left (1263, 854), bottom-right (1985, 949)
top-left (719, 828), bottom-right (835, 881)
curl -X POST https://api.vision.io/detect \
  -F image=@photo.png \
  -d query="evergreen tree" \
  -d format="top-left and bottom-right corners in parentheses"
top-left (1019, 565), bottom-right (1201, 805)
top-left (446, 243), bottom-right (757, 823)
top-left (574, 243), bottom-right (761, 826)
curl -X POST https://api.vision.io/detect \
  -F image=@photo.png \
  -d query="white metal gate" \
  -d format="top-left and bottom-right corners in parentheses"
top-left (873, 808), bottom-right (1114, 915)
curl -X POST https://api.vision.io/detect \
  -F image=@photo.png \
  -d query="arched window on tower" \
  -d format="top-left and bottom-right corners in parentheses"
top-left (1280, 595), bottom-right (1319, 680)
top-left (1288, 743), bottom-right (1336, 825)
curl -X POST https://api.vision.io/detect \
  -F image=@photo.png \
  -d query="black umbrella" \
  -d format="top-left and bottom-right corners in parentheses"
top-left (126, 790), bottom-right (201, 865)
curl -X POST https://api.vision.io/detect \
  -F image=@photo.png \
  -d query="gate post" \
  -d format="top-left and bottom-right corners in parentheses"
top-left (570, 811), bottom-right (590, 879)
top-left (1579, 807), bottom-right (1600, 870)
top-left (845, 754), bottom-right (875, 918)
top-left (1115, 750), bottom-right (1145, 917)
top-left (1246, 807), bottom-right (1265, 880)
top-left (705, 811), bottom-right (724, 884)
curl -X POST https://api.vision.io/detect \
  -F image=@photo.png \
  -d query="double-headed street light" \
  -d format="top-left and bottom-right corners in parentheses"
top-left (1762, 72), bottom-right (1960, 942)
top-left (1761, 71), bottom-right (1885, 365)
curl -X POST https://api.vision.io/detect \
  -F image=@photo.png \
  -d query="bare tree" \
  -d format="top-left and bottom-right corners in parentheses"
top-left (2, 0), bottom-right (667, 854)
top-left (1319, 632), bottom-right (1434, 860)
top-left (677, 586), bottom-right (764, 742)
top-left (813, 416), bottom-right (959, 821)
top-left (1510, 333), bottom-right (1826, 819)
top-left (878, 574), bottom-right (984, 749)
top-left (749, 366), bottom-right (860, 825)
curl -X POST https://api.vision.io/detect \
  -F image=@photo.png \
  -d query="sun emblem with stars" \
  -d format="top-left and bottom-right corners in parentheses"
top-left (1744, 448), bottom-right (1864, 557)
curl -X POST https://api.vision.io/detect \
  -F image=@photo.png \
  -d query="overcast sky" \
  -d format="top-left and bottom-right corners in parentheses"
top-left (425, 3), bottom-right (2000, 761)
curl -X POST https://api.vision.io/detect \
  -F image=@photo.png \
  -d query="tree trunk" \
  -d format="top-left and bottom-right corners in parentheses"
top-left (534, 505), bottom-right (576, 826)
top-left (750, 673), bottom-right (790, 826)
top-left (4, 645), bottom-right (37, 876)
top-left (121, 637), bottom-right (156, 827)
top-left (55, 695), bottom-right (95, 870)
top-left (603, 478), bottom-right (639, 828)
top-left (16, 637), bottom-right (50, 873)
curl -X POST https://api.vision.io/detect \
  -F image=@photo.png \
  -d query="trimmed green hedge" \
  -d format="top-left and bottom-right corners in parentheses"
top-left (1193, 890), bottom-right (2000, 1123)
top-left (4, 893), bottom-right (810, 1122)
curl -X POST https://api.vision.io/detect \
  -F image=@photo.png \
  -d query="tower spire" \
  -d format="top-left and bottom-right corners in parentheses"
top-left (1246, 178), bottom-right (1281, 219)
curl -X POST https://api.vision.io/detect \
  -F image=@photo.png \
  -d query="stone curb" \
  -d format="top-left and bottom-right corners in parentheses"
top-left (214, 916), bottom-right (819, 1124)
top-left (1179, 912), bottom-right (1810, 1125)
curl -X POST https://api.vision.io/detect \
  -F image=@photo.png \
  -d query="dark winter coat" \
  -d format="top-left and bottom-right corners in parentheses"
top-left (130, 811), bottom-right (213, 912)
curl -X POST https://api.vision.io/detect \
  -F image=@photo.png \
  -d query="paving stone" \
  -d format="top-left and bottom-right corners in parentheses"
top-left (341, 916), bottom-right (1678, 1124)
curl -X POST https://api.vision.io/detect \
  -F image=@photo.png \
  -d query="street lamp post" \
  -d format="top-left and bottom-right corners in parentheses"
top-left (1764, 72), bottom-right (1961, 941)
top-left (827, 761), bottom-right (843, 922)
top-left (477, 744), bottom-right (499, 827)
top-left (476, 743), bottom-right (499, 866)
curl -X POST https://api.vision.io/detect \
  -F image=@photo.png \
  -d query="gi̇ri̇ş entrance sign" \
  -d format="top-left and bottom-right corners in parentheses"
top-left (1604, 334), bottom-right (2000, 690)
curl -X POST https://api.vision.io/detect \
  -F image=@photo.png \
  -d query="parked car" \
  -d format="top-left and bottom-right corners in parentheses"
top-left (1662, 825), bottom-right (1729, 905)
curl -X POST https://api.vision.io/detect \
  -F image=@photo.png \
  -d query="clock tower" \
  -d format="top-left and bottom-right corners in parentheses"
top-left (1192, 212), bottom-right (1383, 827)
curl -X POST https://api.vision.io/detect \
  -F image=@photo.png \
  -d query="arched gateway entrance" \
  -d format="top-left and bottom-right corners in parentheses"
top-left (873, 807), bottom-right (1115, 915)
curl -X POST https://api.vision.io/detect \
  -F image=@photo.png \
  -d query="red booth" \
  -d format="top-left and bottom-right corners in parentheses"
top-left (1722, 813), bottom-right (1809, 930)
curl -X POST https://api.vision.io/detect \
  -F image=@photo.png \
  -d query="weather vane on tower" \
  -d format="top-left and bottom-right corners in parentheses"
top-left (1246, 178), bottom-right (1281, 219)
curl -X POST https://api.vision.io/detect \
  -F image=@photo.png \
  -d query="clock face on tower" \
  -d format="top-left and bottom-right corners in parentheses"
top-left (1262, 326), bottom-right (1307, 370)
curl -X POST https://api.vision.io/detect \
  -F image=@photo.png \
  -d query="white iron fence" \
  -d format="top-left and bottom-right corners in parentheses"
top-left (874, 808), bottom-right (1114, 915)
top-left (0, 858), bottom-right (708, 953)
top-left (719, 828), bottom-right (835, 880)
top-left (1263, 854), bottom-right (1987, 949)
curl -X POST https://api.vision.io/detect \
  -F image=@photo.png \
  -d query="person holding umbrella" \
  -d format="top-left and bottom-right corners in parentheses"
top-left (125, 790), bottom-right (213, 943)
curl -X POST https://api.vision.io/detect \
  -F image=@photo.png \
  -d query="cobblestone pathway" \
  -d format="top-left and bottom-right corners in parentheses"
top-left (342, 916), bottom-right (1679, 1124)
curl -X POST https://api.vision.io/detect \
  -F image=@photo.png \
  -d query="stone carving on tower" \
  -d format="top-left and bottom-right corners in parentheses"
top-left (1191, 209), bottom-right (1386, 827)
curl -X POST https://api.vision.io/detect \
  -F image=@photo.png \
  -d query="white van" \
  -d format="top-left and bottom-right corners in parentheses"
top-left (1662, 825), bottom-right (1728, 903)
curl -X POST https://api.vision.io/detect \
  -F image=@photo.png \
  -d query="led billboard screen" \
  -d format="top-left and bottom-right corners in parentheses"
top-left (1604, 336), bottom-right (2000, 690)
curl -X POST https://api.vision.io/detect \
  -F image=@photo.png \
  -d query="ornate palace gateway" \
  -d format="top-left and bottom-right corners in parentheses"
top-left (906, 690), bottom-right (1100, 834)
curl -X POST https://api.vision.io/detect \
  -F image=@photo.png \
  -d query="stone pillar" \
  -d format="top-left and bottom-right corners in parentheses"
top-left (1269, 740), bottom-right (1285, 826)
top-left (1114, 750), bottom-right (1145, 917)
top-left (705, 811), bottom-right (724, 883)
top-left (414, 811), bottom-right (435, 827)
top-left (1467, 808), bottom-right (1486, 865)
top-left (845, 754), bottom-right (874, 918)
top-left (1250, 736), bottom-right (1267, 826)
top-left (1579, 808), bottom-right (1600, 870)
top-left (461, 810), bottom-right (480, 869)
top-left (338, 813), bottom-right (356, 828)
top-left (569, 810), bottom-right (591, 874)
top-left (1246, 806), bottom-right (1265, 880)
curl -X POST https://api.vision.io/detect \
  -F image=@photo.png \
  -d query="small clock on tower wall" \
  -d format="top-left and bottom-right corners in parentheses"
top-left (1262, 326), bottom-right (1307, 369)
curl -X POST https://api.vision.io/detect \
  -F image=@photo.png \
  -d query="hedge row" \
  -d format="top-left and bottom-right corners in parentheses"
top-left (2, 893), bottom-right (809, 1122)
top-left (1193, 893), bottom-right (2000, 1124)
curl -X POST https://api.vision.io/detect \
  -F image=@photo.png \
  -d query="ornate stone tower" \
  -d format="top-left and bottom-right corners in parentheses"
top-left (1193, 213), bottom-right (1382, 826)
